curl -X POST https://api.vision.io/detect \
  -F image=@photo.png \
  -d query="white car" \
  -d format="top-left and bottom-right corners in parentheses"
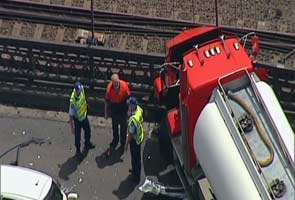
top-left (0, 165), bottom-right (77, 200)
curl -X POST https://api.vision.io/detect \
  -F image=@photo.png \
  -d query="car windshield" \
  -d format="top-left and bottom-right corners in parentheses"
top-left (44, 181), bottom-right (63, 200)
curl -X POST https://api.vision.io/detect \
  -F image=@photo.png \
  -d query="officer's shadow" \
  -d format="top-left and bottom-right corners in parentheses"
top-left (58, 149), bottom-right (89, 180)
top-left (95, 148), bottom-right (123, 169)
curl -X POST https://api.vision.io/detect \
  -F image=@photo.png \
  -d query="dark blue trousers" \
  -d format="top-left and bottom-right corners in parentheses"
top-left (74, 116), bottom-right (91, 151)
top-left (110, 113), bottom-right (127, 148)
top-left (130, 139), bottom-right (141, 179)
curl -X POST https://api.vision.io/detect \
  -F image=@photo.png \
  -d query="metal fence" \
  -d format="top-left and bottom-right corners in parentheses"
top-left (0, 36), bottom-right (294, 124)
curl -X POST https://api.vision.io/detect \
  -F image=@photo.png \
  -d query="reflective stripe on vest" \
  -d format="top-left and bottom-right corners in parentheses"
top-left (128, 105), bottom-right (144, 144)
top-left (70, 89), bottom-right (87, 121)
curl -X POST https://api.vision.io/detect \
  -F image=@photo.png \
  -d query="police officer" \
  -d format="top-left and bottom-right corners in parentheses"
top-left (124, 96), bottom-right (144, 183)
top-left (69, 81), bottom-right (95, 159)
top-left (105, 74), bottom-right (130, 156)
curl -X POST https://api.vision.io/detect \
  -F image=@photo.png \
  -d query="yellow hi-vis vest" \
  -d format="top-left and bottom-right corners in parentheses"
top-left (70, 89), bottom-right (87, 121)
top-left (128, 105), bottom-right (144, 145)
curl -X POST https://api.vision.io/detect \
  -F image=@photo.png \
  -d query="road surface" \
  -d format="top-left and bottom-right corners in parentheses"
top-left (0, 105), bottom-right (182, 200)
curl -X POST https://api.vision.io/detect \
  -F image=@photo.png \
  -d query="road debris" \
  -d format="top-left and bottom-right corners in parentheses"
top-left (139, 178), bottom-right (186, 199)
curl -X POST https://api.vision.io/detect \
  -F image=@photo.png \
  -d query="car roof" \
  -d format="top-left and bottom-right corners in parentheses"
top-left (1, 165), bottom-right (52, 200)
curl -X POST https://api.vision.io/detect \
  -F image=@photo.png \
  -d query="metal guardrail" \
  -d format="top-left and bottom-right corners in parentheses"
top-left (0, 35), bottom-right (163, 86)
top-left (0, 35), bottom-right (166, 120)
top-left (255, 62), bottom-right (295, 105)
top-left (0, 35), bottom-right (294, 123)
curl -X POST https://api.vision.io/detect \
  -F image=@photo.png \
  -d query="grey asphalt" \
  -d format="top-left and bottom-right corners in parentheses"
top-left (0, 105), bottom-right (181, 200)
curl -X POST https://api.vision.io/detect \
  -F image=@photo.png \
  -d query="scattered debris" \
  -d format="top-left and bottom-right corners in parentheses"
top-left (78, 178), bottom-right (83, 183)
top-left (139, 178), bottom-right (186, 199)
top-left (46, 137), bottom-right (52, 145)
top-left (79, 171), bottom-right (85, 176)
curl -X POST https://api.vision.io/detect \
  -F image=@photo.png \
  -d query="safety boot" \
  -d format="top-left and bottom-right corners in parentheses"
top-left (84, 142), bottom-right (95, 150)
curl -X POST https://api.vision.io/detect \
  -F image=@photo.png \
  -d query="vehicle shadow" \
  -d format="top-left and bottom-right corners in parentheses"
top-left (140, 137), bottom-right (182, 200)
top-left (112, 174), bottom-right (139, 199)
top-left (95, 148), bottom-right (123, 169)
top-left (58, 149), bottom-right (89, 180)
top-left (143, 138), bottom-right (168, 173)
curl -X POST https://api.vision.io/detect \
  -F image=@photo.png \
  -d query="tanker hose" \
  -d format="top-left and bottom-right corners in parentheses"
top-left (228, 92), bottom-right (274, 167)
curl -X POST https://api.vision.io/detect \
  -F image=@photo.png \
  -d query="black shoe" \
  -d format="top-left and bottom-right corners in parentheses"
top-left (118, 145), bottom-right (125, 154)
top-left (84, 142), bottom-right (95, 150)
top-left (75, 150), bottom-right (82, 161)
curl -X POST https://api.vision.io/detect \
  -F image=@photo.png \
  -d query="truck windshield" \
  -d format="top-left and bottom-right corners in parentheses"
top-left (44, 181), bottom-right (63, 200)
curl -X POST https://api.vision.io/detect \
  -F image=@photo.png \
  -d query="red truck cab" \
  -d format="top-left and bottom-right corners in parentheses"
top-left (154, 26), bottom-right (288, 200)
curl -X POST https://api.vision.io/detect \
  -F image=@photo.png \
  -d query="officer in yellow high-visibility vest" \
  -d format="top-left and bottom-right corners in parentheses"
top-left (124, 96), bottom-right (144, 183)
top-left (69, 82), bottom-right (95, 159)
